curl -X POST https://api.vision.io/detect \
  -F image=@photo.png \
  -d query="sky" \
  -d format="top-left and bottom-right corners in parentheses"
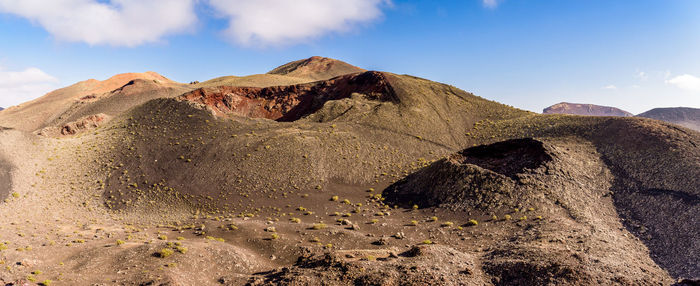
top-left (0, 0), bottom-right (699, 113)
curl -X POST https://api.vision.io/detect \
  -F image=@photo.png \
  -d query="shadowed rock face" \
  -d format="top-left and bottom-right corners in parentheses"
top-left (178, 71), bottom-right (397, 121)
top-left (458, 138), bottom-right (552, 179)
top-left (543, 102), bottom-right (633, 117)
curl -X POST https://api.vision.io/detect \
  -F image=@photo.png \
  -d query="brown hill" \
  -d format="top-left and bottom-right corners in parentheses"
top-left (637, 107), bottom-right (700, 132)
top-left (543, 102), bottom-right (633, 117)
top-left (0, 71), bottom-right (187, 132)
top-left (267, 56), bottom-right (366, 81)
top-left (0, 57), bottom-right (697, 285)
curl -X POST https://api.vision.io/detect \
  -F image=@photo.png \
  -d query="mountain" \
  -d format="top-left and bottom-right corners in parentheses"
top-left (637, 107), bottom-right (700, 132)
top-left (267, 56), bottom-right (366, 81)
top-left (0, 57), bottom-right (697, 285)
top-left (543, 102), bottom-right (633, 117)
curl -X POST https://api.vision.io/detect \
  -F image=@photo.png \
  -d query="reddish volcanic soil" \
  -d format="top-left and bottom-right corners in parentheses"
top-left (179, 71), bottom-right (396, 121)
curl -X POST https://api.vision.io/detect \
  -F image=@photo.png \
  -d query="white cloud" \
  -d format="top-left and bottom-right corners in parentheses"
top-left (0, 67), bottom-right (59, 108)
top-left (666, 74), bottom-right (700, 92)
top-left (482, 0), bottom-right (500, 8)
top-left (0, 0), bottom-right (391, 47)
top-left (208, 0), bottom-right (390, 46)
top-left (0, 0), bottom-right (197, 47)
top-left (602, 84), bottom-right (617, 90)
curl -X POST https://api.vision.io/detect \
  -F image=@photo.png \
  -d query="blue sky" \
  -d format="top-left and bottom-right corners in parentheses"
top-left (0, 0), bottom-right (699, 113)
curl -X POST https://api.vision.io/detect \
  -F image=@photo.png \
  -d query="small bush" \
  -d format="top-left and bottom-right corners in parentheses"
top-left (116, 239), bottom-right (125, 245)
top-left (158, 248), bottom-right (174, 258)
top-left (430, 216), bottom-right (438, 222)
top-left (175, 246), bottom-right (188, 254)
top-left (441, 221), bottom-right (454, 227)
top-left (467, 219), bottom-right (478, 226)
top-left (422, 240), bottom-right (433, 245)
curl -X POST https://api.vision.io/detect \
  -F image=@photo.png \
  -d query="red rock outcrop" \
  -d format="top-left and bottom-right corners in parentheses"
top-left (179, 71), bottom-right (396, 121)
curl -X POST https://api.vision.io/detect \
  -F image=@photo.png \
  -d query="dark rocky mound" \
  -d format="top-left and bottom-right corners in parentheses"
top-left (637, 107), bottom-right (700, 131)
top-left (267, 56), bottom-right (366, 81)
top-left (543, 102), bottom-right (633, 117)
top-left (383, 138), bottom-right (556, 211)
top-left (380, 137), bottom-right (674, 284)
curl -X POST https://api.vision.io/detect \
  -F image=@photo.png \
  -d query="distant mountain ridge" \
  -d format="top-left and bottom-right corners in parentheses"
top-left (543, 102), bottom-right (633, 117)
top-left (543, 103), bottom-right (700, 132)
top-left (637, 107), bottom-right (700, 131)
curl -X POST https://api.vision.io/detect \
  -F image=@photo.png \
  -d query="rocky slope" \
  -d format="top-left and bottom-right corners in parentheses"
top-left (543, 102), bottom-right (633, 117)
top-left (0, 57), bottom-right (697, 285)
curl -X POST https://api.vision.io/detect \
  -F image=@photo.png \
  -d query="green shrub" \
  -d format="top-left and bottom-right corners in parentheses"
top-left (158, 248), bottom-right (174, 258)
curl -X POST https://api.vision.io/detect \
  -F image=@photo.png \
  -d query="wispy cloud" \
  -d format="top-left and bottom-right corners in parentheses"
top-left (0, 66), bottom-right (59, 107)
top-left (602, 84), bottom-right (617, 90)
top-left (666, 74), bottom-right (700, 92)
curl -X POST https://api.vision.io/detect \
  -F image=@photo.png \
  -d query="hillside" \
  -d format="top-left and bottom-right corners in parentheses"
top-left (543, 102), bottom-right (633, 117)
top-left (0, 57), bottom-right (697, 285)
top-left (0, 72), bottom-right (189, 132)
top-left (637, 107), bottom-right (700, 132)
